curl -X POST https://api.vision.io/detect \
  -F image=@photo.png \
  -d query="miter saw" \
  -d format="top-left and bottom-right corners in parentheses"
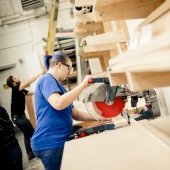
top-left (70, 77), bottom-right (160, 140)
top-left (83, 77), bottom-right (160, 121)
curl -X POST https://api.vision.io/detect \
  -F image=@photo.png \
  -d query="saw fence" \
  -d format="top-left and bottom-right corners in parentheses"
top-left (61, 1), bottom-right (170, 170)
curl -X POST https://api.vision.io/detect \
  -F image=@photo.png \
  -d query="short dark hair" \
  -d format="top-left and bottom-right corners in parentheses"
top-left (44, 52), bottom-right (70, 70)
top-left (6, 76), bottom-right (14, 88)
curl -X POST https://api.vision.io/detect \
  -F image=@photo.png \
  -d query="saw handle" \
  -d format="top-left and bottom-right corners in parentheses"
top-left (88, 77), bottom-right (109, 84)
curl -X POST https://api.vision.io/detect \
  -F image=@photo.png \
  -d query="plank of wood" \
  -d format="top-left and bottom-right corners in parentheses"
top-left (75, 22), bottom-right (103, 32)
top-left (74, 31), bottom-right (95, 38)
top-left (79, 49), bottom-right (109, 59)
top-left (108, 31), bottom-right (170, 89)
top-left (61, 120), bottom-right (170, 170)
top-left (84, 31), bottom-right (128, 46)
top-left (74, 22), bottom-right (103, 38)
top-left (74, 12), bottom-right (95, 23)
top-left (108, 49), bottom-right (170, 89)
top-left (93, 0), bottom-right (164, 21)
top-left (83, 43), bottom-right (116, 53)
top-left (25, 96), bottom-right (36, 128)
top-left (102, 21), bottom-right (120, 62)
top-left (94, 0), bottom-right (123, 8)
top-left (138, 116), bottom-right (170, 147)
top-left (137, 0), bottom-right (170, 29)
top-left (109, 31), bottom-right (170, 67)
top-left (75, 0), bottom-right (94, 7)
top-left (151, 10), bottom-right (170, 37)
top-left (109, 49), bottom-right (170, 72)
top-left (126, 71), bottom-right (170, 91)
top-left (45, 0), bottom-right (59, 55)
top-left (108, 72), bottom-right (127, 86)
top-left (114, 20), bottom-right (129, 52)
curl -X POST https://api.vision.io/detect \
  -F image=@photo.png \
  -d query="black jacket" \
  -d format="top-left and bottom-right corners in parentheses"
top-left (0, 106), bottom-right (19, 152)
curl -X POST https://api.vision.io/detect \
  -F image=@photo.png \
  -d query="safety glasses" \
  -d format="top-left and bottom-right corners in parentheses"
top-left (62, 63), bottom-right (73, 73)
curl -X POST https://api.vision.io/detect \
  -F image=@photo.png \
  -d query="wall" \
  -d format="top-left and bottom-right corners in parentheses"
top-left (0, 1), bottom-right (74, 115)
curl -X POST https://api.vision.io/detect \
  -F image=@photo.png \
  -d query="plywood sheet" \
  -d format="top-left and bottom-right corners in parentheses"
top-left (61, 121), bottom-right (170, 170)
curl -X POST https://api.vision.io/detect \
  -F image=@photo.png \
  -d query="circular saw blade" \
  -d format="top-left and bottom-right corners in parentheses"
top-left (93, 96), bottom-right (125, 118)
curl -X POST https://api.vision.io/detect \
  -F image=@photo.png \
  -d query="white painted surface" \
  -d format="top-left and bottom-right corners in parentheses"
top-left (0, 0), bottom-right (75, 115)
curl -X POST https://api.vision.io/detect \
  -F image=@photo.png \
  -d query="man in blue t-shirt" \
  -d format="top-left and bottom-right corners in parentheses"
top-left (31, 52), bottom-right (110, 170)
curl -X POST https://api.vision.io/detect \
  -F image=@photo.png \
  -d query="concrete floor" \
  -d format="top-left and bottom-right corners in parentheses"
top-left (16, 132), bottom-right (44, 170)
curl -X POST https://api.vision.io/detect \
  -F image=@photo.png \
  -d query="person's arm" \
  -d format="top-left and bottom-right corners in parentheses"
top-left (48, 75), bottom-right (92, 110)
top-left (72, 107), bottom-right (111, 122)
top-left (19, 71), bottom-right (44, 91)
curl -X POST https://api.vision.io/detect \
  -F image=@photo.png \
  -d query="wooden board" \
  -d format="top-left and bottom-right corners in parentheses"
top-left (109, 72), bottom-right (127, 86)
top-left (127, 71), bottom-right (170, 91)
top-left (25, 96), bottom-right (36, 128)
top-left (75, 22), bottom-right (103, 33)
top-left (83, 44), bottom-right (116, 53)
top-left (75, 0), bottom-right (94, 7)
top-left (138, 116), bottom-right (170, 147)
top-left (74, 13), bottom-right (95, 23)
top-left (61, 118), bottom-right (170, 170)
top-left (108, 30), bottom-right (170, 89)
top-left (79, 49), bottom-right (109, 59)
top-left (83, 31), bottom-right (128, 46)
top-left (137, 0), bottom-right (170, 29)
top-left (93, 0), bottom-right (164, 21)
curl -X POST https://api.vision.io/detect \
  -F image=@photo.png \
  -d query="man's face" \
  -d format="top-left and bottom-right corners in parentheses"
top-left (12, 77), bottom-right (20, 85)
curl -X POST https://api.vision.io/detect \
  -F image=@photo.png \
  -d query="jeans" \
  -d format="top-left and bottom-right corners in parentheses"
top-left (0, 145), bottom-right (23, 170)
top-left (34, 148), bottom-right (64, 170)
top-left (12, 115), bottom-right (34, 156)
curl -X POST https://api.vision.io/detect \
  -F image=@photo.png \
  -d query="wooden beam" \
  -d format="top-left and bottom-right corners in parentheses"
top-left (74, 13), bottom-right (95, 23)
top-left (109, 72), bottom-right (127, 86)
top-left (94, 0), bottom-right (123, 8)
top-left (109, 31), bottom-right (170, 67)
top-left (74, 31), bottom-right (95, 38)
top-left (137, 0), bottom-right (170, 29)
top-left (79, 49), bottom-right (109, 59)
top-left (45, 0), bottom-right (59, 55)
top-left (102, 21), bottom-right (120, 57)
top-left (75, 0), bottom-right (94, 7)
top-left (151, 10), bottom-right (170, 37)
top-left (75, 22), bottom-right (103, 32)
top-left (83, 44), bottom-right (116, 53)
top-left (93, 0), bottom-right (164, 21)
top-left (74, 22), bottom-right (103, 38)
top-left (25, 96), bottom-right (36, 128)
top-left (127, 71), bottom-right (170, 91)
top-left (83, 31), bottom-right (128, 46)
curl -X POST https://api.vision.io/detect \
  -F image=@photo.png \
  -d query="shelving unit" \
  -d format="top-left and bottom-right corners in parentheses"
top-left (108, 0), bottom-right (170, 91)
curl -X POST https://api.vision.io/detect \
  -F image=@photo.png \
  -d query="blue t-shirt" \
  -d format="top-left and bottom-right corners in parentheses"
top-left (31, 73), bottom-right (74, 152)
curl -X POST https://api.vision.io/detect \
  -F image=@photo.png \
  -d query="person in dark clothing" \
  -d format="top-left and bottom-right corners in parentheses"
top-left (6, 71), bottom-right (43, 160)
top-left (0, 105), bottom-right (23, 170)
